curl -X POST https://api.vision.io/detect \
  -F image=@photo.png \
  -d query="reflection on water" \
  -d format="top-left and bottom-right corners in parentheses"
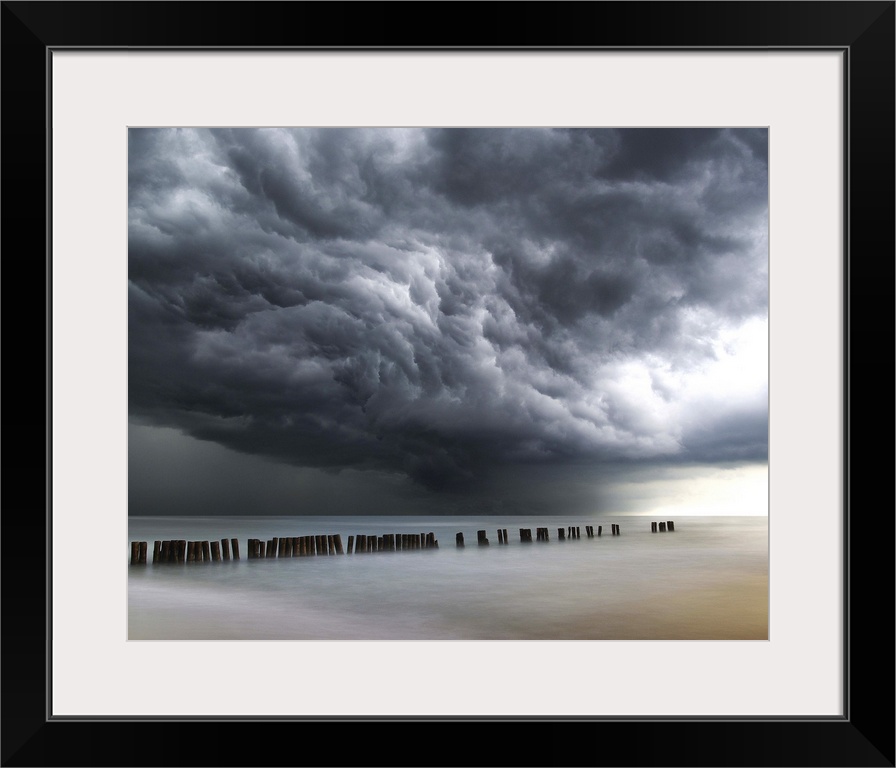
top-left (128, 515), bottom-right (768, 640)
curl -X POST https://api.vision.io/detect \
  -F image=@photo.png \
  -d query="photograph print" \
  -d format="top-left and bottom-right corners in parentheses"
top-left (128, 126), bottom-right (769, 641)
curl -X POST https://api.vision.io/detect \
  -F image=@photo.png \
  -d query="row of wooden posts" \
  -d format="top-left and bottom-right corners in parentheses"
top-left (130, 522), bottom-right (674, 564)
top-left (463, 524), bottom-right (615, 546)
top-left (130, 531), bottom-right (439, 564)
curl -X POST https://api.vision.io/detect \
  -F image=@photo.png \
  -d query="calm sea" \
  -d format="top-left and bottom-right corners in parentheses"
top-left (127, 515), bottom-right (768, 641)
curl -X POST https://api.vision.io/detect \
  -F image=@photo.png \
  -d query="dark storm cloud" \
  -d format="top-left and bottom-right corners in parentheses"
top-left (129, 127), bottom-right (768, 491)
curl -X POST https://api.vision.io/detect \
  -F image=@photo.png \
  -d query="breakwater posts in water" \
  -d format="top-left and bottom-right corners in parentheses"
top-left (348, 532), bottom-right (438, 553)
top-left (246, 534), bottom-right (348, 558)
top-left (133, 531), bottom-right (438, 564)
top-left (131, 523), bottom-right (676, 564)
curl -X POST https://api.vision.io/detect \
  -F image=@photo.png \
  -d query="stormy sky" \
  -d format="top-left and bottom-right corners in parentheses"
top-left (128, 127), bottom-right (768, 517)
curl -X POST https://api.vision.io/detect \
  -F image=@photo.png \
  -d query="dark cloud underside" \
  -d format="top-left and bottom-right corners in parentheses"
top-left (129, 128), bottom-right (768, 493)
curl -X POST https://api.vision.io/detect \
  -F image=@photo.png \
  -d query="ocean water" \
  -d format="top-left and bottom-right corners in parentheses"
top-left (127, 515), bottom-right (768, 641)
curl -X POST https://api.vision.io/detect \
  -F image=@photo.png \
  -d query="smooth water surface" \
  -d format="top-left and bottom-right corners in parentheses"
top-left (128, 515), bottom-right (768, 640)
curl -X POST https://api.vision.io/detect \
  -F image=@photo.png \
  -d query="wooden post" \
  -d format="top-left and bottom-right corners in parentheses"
top-left (667, 521), bottom-right (675, 531)
top-left (558, 527), bottom-right (565, 540)
top-left (334, 534), bottom-right (344, 554)
top-left (210, 540), bottom-right (221, 561)
top-left (220, 538), bottom-right (230, 560)
top-left (651, 522), bottom-right (657, 532)
top-left (160, 540), bottom-right (171, 563)
top-left (151, 541), bottom-right (161, 564)
top-left (346, 535), bottom-right (354, 554)
top-left (456, 532), bottom-right (465, 547)
top-left (201, 541), bottom-right (211, 562)
top-left (130, 541), bottom-right (140, 565)
top-left (659, 522), bottom-right (666, 532)
top-left (230, 538), bottom-right (239, 560)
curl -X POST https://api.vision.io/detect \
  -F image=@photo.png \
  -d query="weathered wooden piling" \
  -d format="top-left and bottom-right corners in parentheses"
top-left (659, 522), bottom-right (666, 532)
top-left (456, 532), bottom-right (465, 547)
top-left (346, 535), bottom-right (354, 554)
top-left (597, 526), bottom-right (602, 537)
top-left (558, 527), bottom-right (565, 540)
top-left (667, 521), bottom-right (675, 531)
top-left (335, 534), bottom-right (344, 554)
top-left (152, 541), bottom-right (161, 564)
top-left (200, 541), bottom-right (211, 562)
top-left (478, 530), bottom-right (489, 546)
top-left (231, 538), bottom-right (239, 560)
top-left (498, 529), bottom-right (504, 544)
top-left (651, 522), bottom-right (658, 532)
top-left (130, 541), bottom-right (140, 565)
top-left (209, 541), bottom-right (220, 561)
top-left (221, 538), bottom-right (231, 560)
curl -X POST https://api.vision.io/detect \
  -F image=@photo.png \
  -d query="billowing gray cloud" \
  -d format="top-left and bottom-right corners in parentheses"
top-left (129, 127), bottom-right (768, 494)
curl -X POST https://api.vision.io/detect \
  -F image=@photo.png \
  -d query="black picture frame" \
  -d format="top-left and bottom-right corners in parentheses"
top-left (3, 2), bottom-right (893, 766)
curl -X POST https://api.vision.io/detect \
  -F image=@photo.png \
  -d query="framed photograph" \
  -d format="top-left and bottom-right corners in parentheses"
top-left (4, 1), bottom-right (893, 765)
